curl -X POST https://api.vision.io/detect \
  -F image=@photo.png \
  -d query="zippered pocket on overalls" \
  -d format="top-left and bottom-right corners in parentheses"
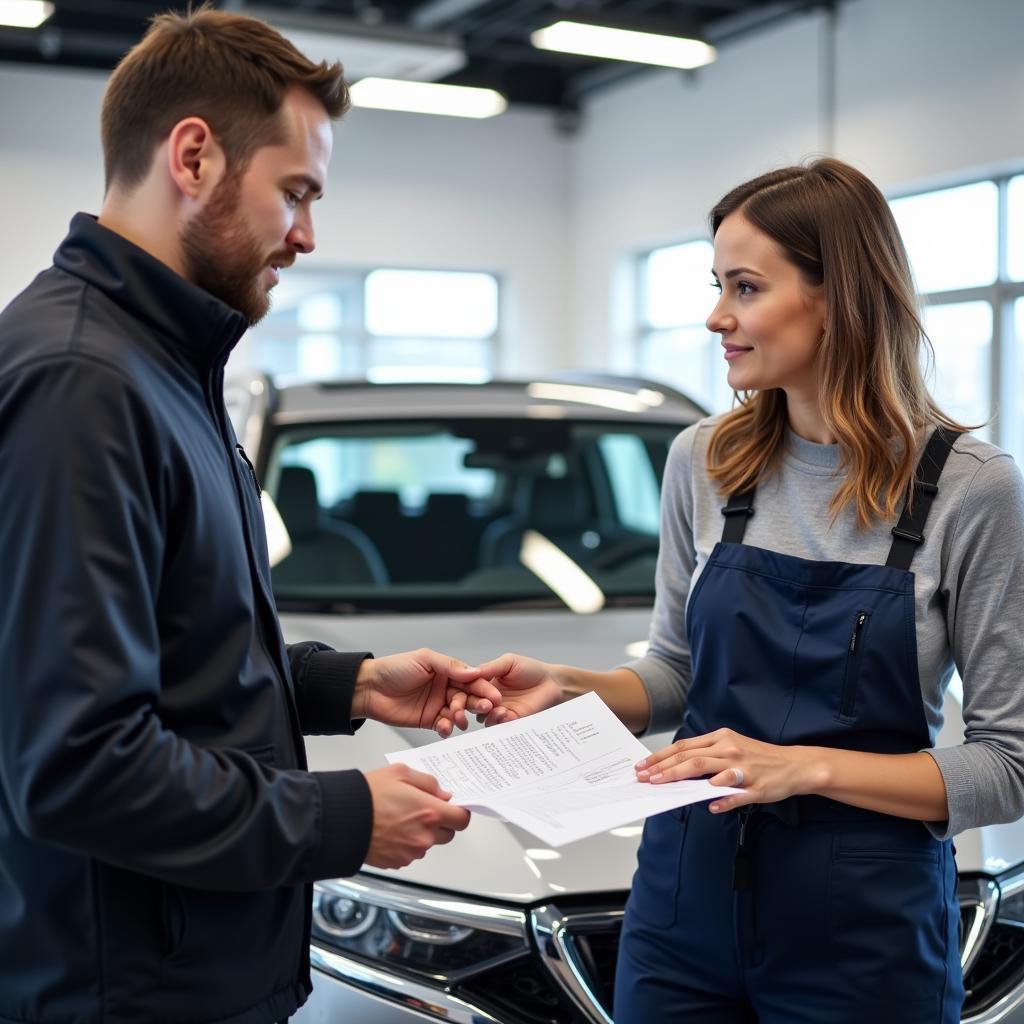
top-left (838, 610), bottom-right (871, 720)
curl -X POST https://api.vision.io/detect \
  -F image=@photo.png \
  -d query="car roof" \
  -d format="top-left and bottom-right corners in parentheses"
top-left (268, 373), bottom-right (709, 426)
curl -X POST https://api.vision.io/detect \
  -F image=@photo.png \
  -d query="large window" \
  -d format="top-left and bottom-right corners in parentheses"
top-left (636, 239), bottom-right (731, 414)
top-left (251, 268), bottom-right (500, 383)
top-left (890, 175), bottom-right (1024, 454)
top-left (637, 172), bottom-right (1024, 461)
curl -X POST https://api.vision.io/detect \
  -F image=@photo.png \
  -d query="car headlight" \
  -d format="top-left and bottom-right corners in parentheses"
top-left (995, 870), bottom-right (1024, 926)
top-left (312, 874), bottom-right (529, 982)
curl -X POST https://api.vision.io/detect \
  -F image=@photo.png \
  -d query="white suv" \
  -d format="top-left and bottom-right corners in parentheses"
top-left (227, 372), bottom-right (1024, 1024)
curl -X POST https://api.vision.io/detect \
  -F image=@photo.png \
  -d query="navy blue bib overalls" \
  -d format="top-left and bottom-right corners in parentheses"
top-left (614, 429), bottom-right (965, 1024)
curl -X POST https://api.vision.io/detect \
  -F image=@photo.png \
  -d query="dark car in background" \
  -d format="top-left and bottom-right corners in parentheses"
top-left (226, 373), bottom-right (1024, 1024)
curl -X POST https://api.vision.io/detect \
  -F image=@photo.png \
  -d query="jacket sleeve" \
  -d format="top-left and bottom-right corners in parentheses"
top-left (287, 642), bottom-right (373, 735)
top-left (0, 357), bottom-right (372, 889)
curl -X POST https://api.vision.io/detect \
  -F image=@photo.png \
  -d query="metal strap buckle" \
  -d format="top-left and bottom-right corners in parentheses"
top-left (890, 525), bottom-right (924, 545)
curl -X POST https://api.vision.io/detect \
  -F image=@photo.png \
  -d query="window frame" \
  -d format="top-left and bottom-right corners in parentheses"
top-left (635, 171), bottom-right (1024, 458)
top-left (634, 238), bottom-right (723, 414)
top-left (252, 265), bottom-right (503, 383)
top-left (892, 174), bottom-right (1024, 453)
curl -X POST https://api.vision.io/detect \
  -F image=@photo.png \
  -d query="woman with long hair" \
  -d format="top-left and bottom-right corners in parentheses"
top-left (452, 158), bottom-right (1024, 1021)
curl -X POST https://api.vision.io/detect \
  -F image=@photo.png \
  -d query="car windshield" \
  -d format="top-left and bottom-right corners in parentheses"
top-left (264, 418), bottom-right (682, 613)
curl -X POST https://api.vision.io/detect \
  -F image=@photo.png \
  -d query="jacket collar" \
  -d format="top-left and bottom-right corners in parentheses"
top-left (53, 213), bottom-right (248, 373)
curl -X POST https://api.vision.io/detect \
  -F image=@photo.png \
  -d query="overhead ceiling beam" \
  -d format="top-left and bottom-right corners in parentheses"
top-left (444, 0), bottom-right (552, 40)
top-left (410, 0), bottom-right (497, 30)
top-left (667, 0), bottom-right (752, 9)
top-left (0, 25), bottom-right (137, 61)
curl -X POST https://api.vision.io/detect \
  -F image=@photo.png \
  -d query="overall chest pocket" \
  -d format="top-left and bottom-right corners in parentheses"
top-left (836, 610), bottom-right (872, 723)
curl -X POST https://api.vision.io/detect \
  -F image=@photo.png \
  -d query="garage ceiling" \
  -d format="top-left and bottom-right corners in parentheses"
top-left (0, 0), bottom-right (830, 110)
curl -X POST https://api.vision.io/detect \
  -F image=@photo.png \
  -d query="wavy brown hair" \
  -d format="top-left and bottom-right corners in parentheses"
top-left (705, 158), bottom-right (971, 528)
top-left (101, 6), bottom-right (349, 192)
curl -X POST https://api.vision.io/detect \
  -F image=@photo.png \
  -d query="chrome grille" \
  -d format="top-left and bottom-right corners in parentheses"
top-left (529, 881), bottom-right (1021, 1024)
top-left (531, 905), bottom-right (624, 1024)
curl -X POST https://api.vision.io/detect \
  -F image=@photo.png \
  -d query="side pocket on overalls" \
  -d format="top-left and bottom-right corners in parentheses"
top-left (828, 823), bottom-right (945, 1003)
top-left (627, 806), bottom-right (691, 929)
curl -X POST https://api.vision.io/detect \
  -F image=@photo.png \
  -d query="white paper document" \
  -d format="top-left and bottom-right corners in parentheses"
top-left (386, 691), bottom-right (741, 847)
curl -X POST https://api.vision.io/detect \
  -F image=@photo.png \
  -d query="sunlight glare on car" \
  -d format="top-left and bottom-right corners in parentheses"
top-left (519, 529), bottom-right (605, 614)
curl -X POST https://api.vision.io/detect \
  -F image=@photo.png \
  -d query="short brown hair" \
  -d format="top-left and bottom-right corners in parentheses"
top-left (705, 158), bottom-right (972, 528)
top-left (101, 6), bottom-right (349, 191)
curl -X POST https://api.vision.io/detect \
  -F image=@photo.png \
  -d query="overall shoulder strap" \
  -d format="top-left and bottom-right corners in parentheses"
top-left (885, 426), bottom-right (963, 571)
top-left (721, 488), bottom-right (756, 544)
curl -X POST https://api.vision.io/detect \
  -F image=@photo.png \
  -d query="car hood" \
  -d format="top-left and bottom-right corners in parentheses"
top-left (283, 607), bottom-right (1016, 897)
top-left (286, 606), bottom-right (660, 902)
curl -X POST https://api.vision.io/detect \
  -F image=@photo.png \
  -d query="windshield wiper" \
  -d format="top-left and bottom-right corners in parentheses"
top-left (474, 597), bottom-right (567, 611)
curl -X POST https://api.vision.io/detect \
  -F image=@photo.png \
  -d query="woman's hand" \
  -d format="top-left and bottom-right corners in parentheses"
top-left (355, 650), bottom-right (500, 737)
top-left (442, 652), bottom-right (563, 728)
top-left (635, 728), bottom-right (824, 813)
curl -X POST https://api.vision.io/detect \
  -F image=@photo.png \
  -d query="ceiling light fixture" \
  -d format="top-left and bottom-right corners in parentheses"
top-left (531, 20), bottom-right (715, 70)
top-left (234, 5), bottom-right (467, 82)
top-left (350, 77), bottom-right (507, 118)
top-left (0, 0), bottom-right (54, 28)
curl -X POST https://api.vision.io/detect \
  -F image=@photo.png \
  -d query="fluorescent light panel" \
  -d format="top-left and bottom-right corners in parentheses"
top-left (350, 77), bottom-right (506, 118)
top-left (0, 0), bottom-right (53, 28)
top-left (531, 20), bottom-right (715, 70)
top-left (277, 26), bottom-right (465, 82)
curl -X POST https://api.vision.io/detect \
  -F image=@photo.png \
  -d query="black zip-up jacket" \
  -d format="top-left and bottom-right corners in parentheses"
top-left (0, 214), bottom-right (375, 1024)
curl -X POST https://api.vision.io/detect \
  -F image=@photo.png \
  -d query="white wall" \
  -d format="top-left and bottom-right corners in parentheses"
top-left (568, 0), bottom-right (1024, 370)
top-left (0, 63), bottom-right (571, 377)
top-left (3, 0), bottom-right (1023, 377)
top-left (0, 67), bottom-right (108, 310)
top-left (297, 103), bottom-right (571, 376)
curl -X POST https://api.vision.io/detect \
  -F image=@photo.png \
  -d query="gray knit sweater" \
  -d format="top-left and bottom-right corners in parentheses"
top-left (623, 416), bottom-right (1024, 840)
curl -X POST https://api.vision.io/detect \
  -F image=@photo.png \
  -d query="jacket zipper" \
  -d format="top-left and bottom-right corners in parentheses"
top-left (206, 370), bottom-right (314, 991)
top-left (236, 444), bottom-right (262, 495)
top-left (839, 611), bottom-right (870, 718)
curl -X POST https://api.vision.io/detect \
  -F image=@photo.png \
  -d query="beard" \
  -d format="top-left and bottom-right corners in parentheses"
top-left (180, 173), bottom-right (282, 327)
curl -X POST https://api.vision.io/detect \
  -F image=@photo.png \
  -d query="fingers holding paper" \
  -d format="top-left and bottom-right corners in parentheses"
top-left (635, 728), bottom-right (818, 813)
top-left (363, 763), bottom-right (471, 869)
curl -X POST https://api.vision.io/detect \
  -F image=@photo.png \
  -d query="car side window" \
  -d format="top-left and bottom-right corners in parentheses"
top-left (597, 434), bottom-right (661, 536)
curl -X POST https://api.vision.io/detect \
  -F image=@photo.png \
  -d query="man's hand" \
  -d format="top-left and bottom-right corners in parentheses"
top-left (354, 649), bottom-right (502, 737)
top-left (363, 764), bottom-right (471, 869)
top-left (445, 652), bottom-right (563, 727)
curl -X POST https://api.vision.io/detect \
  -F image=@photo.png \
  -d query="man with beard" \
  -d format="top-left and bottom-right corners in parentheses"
top-left (0, 10), bottom-right (497, 1024)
